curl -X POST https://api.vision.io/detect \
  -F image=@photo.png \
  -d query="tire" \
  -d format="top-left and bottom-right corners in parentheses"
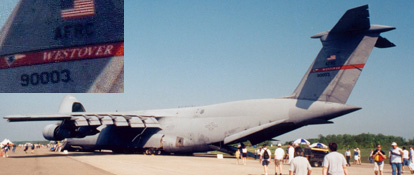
top-left (312, 161), bottom-right (319, 167)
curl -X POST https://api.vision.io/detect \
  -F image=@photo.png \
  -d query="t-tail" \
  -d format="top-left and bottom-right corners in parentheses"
top-left (290, 5), bottom-right (395, 105)
top-left (0, 0), bottom-right (124, 92)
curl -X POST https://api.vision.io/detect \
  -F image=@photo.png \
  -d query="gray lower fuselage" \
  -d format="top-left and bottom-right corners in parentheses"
top-left (66, 98), bottom-right (360, 153)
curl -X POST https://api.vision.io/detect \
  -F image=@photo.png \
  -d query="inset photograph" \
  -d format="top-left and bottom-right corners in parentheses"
top-left (0, 0), bottom-right (124, 92)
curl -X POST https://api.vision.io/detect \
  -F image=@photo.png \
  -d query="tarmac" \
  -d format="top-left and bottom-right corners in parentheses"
top-left (0, 147), bottom-right (403, 175)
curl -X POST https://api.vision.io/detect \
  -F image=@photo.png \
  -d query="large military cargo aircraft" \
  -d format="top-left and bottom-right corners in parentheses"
top-left (0, 0), bottom-right (124, 92)
top-left (5, 5), bottom-right (395, 154)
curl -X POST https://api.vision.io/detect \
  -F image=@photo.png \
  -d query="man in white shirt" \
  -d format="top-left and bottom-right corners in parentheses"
top-left (389, 142), bottom-right (403, 175)
top-left (274, 143), bottom-right (285, 175)
top-left (322, 142), bottom-right (348, 175)
top-left (288, 143), bottom-right (295, 164)
top-left (261, 145), bottom-right (272, 175)
top-left (289, 147), bottom-right (311, 175)
top-left (344, 148), bottom-right (351, 166)
top-left (402, 147), bottom-right (410, 173)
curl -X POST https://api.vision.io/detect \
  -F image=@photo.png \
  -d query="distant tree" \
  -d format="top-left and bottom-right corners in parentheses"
top-left (306, 133), bottom-right (409, 149)
top-left (257, 140), bottom-right (272, 147)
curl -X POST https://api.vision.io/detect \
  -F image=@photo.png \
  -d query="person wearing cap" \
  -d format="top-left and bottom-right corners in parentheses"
top-left (274, 143), bottom-right (285, 175)
top-left (389, 142), bottom-right (403, 175)
top-left (372, 144), bottom-right (386, 175)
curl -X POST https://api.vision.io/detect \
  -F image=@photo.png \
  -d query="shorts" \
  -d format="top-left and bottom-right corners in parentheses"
top-left (242, 153), bottom-right (247, 157)
top-left (374, 162), bottom-right (384, 171)
top-left (403, 159), bottom-right (410, 166)
top-left (410, 162), bottom-right (414, 170)
top-left (275, 159), bottom-right (282, 166)
top-left (354, 156), bottom-right (359, 160)
top-left (262, 159), bottom-right (269, 166)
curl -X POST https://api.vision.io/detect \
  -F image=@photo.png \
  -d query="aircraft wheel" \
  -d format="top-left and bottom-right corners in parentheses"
top-left (144, 149), bottom-right (153, 155)
top-left (312, 161), bottom-right (320, 167)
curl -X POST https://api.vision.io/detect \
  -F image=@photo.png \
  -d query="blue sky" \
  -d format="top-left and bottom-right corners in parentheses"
top-left (0, 1), bottom-right (413, 144)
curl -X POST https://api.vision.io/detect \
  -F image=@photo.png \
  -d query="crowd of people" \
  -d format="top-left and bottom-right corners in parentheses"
top-left (0, 142), bottom-right (59, 158)
top-left (234, 141), bottom-right (414, 175)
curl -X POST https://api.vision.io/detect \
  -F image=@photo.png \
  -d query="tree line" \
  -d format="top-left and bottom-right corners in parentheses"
top-left (292, 133), bottom-right (414, 149)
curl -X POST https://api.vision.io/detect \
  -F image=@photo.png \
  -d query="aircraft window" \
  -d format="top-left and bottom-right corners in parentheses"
top-left (72, 103), bottom-right (85, 112)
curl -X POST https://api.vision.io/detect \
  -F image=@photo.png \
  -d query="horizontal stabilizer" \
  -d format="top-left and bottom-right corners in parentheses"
top-left (330, 5), bottom-right (370, 33)
top-left (223, 119), bottom-right (286, 144)
top-left (375, 36), bottom-right (396, 48)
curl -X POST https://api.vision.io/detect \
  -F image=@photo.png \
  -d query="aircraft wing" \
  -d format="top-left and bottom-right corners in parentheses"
top-left (4, 113), bottom-right (161, 128)
top-left (223, 119), bottom-right (286, 145)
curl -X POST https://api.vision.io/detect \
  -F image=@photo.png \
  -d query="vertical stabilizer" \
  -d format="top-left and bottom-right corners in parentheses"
top-left (0, 0), bottom-right (124, 92)
top-left (290, 5), bottom-right (395, 104)
top-left (58, 95), bottom-right (85, 113)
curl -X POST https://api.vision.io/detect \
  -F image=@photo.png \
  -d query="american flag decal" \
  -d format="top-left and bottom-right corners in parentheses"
top-left (61, 0), bottom-right (95, 19)
top-left (327, 55), bottom-right (336, 61)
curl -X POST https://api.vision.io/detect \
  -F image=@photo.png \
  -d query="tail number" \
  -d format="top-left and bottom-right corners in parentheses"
top-left (21, 70), bottom-right (72, 86)
top-left (317, 73), bottom-right (331, 77)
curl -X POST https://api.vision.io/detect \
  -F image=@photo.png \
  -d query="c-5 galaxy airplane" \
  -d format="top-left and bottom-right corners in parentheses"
top-left (0, 0), bottom-right (124, 92)
top-left (5, 5), bottom-right (395, 154)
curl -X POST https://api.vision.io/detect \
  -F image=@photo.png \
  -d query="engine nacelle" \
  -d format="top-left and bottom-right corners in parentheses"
top-left (42, 124), bottom-right (70, 140)
top-left (42, 123), bottom-right (99, 140)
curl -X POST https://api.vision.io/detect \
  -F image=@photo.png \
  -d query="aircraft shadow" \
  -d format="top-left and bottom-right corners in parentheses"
top-left (8, 152), bottom-right (114, 159)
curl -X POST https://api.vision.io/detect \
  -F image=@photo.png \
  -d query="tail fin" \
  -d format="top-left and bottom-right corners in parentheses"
top-left (0, 0), bottom-right (124, 93)
top-left (290, 5), bottom-right (395, 104)
top-left (58, 95), bottom-right (85, 113)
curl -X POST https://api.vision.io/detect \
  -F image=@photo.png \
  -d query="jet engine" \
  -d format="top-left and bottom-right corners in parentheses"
top-left (43, 123), bottom-right (70, 140)
top-left (42, 121), bottom-right (99, 140)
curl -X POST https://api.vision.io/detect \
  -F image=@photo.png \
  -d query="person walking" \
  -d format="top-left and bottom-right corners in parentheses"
top-left (238, 144), bottom-right (243, 161)
top-left (288, 143), bottom-right (295, 164)
top-left (260, 144), bottom-right (272, 175)
top-left (409, 146), bottom-right (414, 174)
top-left (372, 144), bottom-right (387, 175)
top-left (24, 143), bottom-right (28, 153)
top-left (345, 148), bottom-right (351, 167)
top-left (322, 142), bottom-right (348, 175)
top-left (255, 148), bottom-right (258, 160)
top-left (289, 147), bottom-right (312, 175)
top-left (235, 149), bottom-right (241, 164)
top-left (284, 147), bottom-right (290, 164)
top-left (403, 147), bottom-right (410, 173)
top-left (389, 142), bottom-right (403, 175)
top-left (31, 143), bottom-right (35, 154)
top-left (3, 143), bottom-right (10, 158)
top-left (274, 143), bottom-right (285, 175)
top-left (370, 149), bottom-right (374, 163)
top-left (258, 148), bottom-right (262, 163)
top-left (242, 145), bottom-right (248, 165)
top-left (353, 148), bottom-right (359, 165)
